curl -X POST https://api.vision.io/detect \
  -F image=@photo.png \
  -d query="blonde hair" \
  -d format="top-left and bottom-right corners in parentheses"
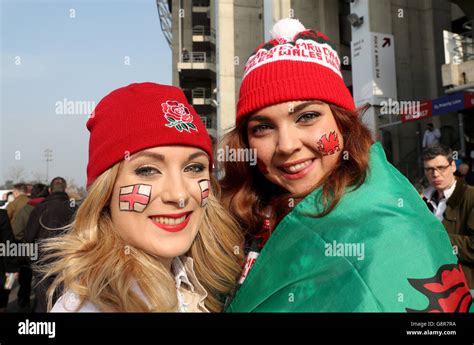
top-left (39, 162), bottom-right (244, 312)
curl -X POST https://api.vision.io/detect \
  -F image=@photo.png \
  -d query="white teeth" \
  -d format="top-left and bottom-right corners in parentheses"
top-left (152, 215), bottom-right (187, 225)
top-left (284, 160), bottom-right (311, 173)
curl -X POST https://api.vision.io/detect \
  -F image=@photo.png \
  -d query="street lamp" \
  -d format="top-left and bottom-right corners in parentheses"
top-left (44, 148), bottom-right (53, 183)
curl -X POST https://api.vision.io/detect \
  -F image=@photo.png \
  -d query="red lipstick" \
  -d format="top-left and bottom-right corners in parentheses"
top-left (149, 211), bottom-right (192, 233)
top-left (279, 159), bottom-right (317, 181)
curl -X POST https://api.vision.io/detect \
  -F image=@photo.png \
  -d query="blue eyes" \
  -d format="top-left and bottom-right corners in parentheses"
top-left (297, 112), bottom-right (321, 122)
top-left (252, 124), bottom-right (272, 134)
top-left (184, 164), bottom-right (205, 173)
top-left (135, 166), bottom-right (159, 176)
top-left (134, 164), bottom-right (205, 176)
top-left (251, 112), bottom-right (321, 134)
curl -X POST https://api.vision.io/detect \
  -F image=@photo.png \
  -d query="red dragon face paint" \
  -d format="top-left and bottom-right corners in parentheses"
top-left (257, 158), bottom-right (269, 175)
top-left (198, 179), bottom-right (210, 207)
top-left (119, 184), bottom-right (152, 213)
top-left (317, 131), bottom-right (341, 156)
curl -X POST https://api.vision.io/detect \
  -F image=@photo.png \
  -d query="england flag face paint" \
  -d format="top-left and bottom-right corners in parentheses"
top-left (198, 179), bottom-right (210, 207)
top-left (119, 184), bottom-right (152, 213)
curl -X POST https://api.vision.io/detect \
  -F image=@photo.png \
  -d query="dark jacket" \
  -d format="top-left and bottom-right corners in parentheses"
top-left (12, 197), bottom-right (46, 242)
top-left (24, 192), bottom-right (76, 260)
top-left (442, 178), bottom-right (474, 288)
top-left (0, 210), bottom-right (19, 288)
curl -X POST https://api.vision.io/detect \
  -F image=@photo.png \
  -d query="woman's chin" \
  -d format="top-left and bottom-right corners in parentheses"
top-left (289, 188), bottom-right (316, 199)
top-left (148, 245), bottom-right (191, 259)
top-left (279, 177), bottom-right (322, 199)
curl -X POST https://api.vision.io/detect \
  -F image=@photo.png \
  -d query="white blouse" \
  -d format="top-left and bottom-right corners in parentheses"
top-left (51, 256), bottom-right (209, 312)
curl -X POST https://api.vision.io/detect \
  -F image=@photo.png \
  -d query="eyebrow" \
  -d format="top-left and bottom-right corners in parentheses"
top-left (292, 101), bottom-right (324, 114)
top-left (129, 150), bottom-right (208, 163)
top-left (129, 151), bottom-right (165, 162)
top-left (187, 151), bottom-right (209, 161)
top-left (249, 101), bottom-right (324, 121)
top-left (424, 164), bottom-right (451, 168)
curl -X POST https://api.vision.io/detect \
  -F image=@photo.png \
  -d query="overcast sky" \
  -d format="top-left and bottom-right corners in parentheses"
top-left (1, 0), bottom-right (172, 187)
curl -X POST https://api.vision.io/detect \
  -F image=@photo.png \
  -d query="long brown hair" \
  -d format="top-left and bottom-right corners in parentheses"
top-left (220, 103), bottom-right (374, 238)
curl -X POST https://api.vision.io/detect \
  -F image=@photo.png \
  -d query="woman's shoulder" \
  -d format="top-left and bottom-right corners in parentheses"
top-left (51, 290), bottom-right (100, 312)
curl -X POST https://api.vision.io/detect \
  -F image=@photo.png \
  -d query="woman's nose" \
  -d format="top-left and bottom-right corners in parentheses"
top-left (275, 127), bottom-right (301, 156)
top-left (160, 175), bottom-right (189, 208)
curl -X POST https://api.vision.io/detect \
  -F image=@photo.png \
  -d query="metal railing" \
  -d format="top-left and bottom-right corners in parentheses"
top-left (192, 88), bottom-right (210, 99)
top-left (451, 19), bottom-right (474, 63)
top-left (180, 51), bottom-right (214, 63)
top-left (200, 116), bottom-right (212, 128)
top-left (192, 26), bottom-right (215, 37)
top-left (192, 0), bottom-right (209, 7)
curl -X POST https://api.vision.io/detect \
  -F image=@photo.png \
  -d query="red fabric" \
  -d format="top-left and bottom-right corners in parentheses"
top-left (236, 33), bottom-right (355, 124)
top-left (27, 197), bottom-right (45, 207)
top-left (86, 83), bottom-right (213, 188)
top-left (407, 263), bottom-right (472, 312)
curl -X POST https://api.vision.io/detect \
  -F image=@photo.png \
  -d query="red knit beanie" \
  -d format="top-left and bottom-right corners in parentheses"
top-left (86, 82), bottom-right (213, 188)
top-left (236, 18), bottom-right (355, 124)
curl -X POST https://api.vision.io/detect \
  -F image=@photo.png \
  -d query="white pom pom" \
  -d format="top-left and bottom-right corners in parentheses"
top-left (270, 18), bottom-right (306, 41)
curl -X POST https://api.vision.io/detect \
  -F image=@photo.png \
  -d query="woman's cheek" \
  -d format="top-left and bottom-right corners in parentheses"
top-left (118, 184), bottom-right (152, 213)
top-left (249, 140), bottom-right (271, 175)
top-left (256, 158), bottom-right (269, 175)
top-left (315, 130), bottom-right (342, 157)
top-left (197, 179), bottom-right (210, 207)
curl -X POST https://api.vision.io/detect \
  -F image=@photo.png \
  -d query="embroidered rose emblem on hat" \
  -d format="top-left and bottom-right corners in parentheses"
top-left (161, 100), bottom-right (198, 133)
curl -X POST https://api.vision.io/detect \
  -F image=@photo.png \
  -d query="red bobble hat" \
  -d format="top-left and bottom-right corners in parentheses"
top-left (86, 82), bottom-right (213, 188)
top-left (236, 18), bottom-right (355, 124)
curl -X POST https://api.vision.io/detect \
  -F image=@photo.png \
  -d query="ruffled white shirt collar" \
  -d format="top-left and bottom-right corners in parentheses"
top-left (172, 256), bottom-right (209, 312)
top-left (51, 256), bottom-right (209, 312)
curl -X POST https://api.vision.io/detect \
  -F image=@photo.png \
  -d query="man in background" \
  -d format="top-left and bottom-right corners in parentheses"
top-left (25, 177), bottom-right (77, 312)
top-left (0, 209), bottom-right (19, 312)
top-left (457, 162), bottom-right (474, 186)
top-left (422, 145), bottom-right (474, 291)
top-left (422, 123), bottom-right (441, 148)
top-left (12, 183), bottom-right (49, 310)
top-left (6, 183), bottom-right (29, 225)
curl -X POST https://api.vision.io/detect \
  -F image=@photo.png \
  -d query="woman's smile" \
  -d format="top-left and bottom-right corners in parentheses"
top-left (278, 158), bottom-right (317, 180)
top-left (148, 211), bottom-right (193, 232)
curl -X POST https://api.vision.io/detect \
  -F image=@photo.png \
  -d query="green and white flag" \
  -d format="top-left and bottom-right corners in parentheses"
top-left (227, 143), bottom-right (473, 312)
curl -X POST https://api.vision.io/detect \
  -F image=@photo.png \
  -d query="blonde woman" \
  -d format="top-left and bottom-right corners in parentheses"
top-left (39, 83), bottom-right (243, 312)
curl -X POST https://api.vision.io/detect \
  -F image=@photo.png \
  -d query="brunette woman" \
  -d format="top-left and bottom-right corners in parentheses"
top-left (222, 19), bottom-right (472, 312)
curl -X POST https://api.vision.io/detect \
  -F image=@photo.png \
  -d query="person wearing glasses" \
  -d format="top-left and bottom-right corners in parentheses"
top-left (422, 144), bottom-right (474, 290)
